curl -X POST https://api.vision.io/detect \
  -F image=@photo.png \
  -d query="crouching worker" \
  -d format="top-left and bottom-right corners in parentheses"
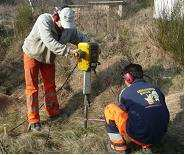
top-left (104, 63), bottom-right (169, 153)
top-left (22, 6), bottom-right (89, 131)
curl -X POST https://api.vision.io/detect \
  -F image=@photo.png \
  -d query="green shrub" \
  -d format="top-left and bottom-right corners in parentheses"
top-left (0, 3), bottom-right (33, 94)
top-left (0, 0), bottom-right (16, 5)
top-left (138, 0), bottom-right (154, 8)
top-left (149, 2), bottom-right (184, 66)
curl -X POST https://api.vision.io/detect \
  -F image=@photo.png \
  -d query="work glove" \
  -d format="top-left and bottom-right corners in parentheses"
top-left (70, 49), bottom-right (80, 57)
top-left (71, 49), bottom-right (86, 59)
top-left (66, 43), bottom-right (78, 57)
top-left (66, 43), bottom-right (85, 59)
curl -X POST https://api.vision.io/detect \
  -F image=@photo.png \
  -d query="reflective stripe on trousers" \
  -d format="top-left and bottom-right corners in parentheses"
top-left (104, 103), bottom-right (128, 135)
top-left (104, 103), bottom-right (128, 152)
top-left (26, 92), bottom-right (40, 123)
top-left (44, 90), bottom-right (59, 116)
top-left (24, 53), bottom-right (59, 123)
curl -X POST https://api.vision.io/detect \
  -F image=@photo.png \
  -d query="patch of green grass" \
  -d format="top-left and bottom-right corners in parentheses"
top-left (138, 0), bottom-right (154, 8)
top-left (0, 0), bottom-right (16, 5)
top-left (123, 0), bottom-right (153, 19)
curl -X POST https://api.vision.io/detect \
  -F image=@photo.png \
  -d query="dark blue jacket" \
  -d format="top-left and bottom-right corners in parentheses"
top-left (119, 80), bottom-right (169, 144)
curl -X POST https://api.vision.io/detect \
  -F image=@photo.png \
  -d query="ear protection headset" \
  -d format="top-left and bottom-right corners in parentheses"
top-left (52, 5), bottom-right (69, 23)
top-left (52, 7), bottom-right (60, 23)
top-left (123, 72), bottom-right (135, 84)
top-left (53, 12), bottom-right (60, 22)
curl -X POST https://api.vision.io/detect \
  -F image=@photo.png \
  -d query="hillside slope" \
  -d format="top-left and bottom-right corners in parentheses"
top-left (0, 5), bottom-right (183, 154)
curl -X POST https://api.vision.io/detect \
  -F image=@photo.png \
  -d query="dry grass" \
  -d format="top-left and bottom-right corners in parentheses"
top-left (0, 1), bottom-right (183, 154)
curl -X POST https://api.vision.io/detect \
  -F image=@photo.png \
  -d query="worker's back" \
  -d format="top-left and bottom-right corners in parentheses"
top-left (119, 80), bottom-right (170, 144)
top-left (22, 13), bottom-right (61, 63)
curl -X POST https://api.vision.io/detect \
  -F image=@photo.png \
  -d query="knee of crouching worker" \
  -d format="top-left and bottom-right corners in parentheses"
top-left (104, 103), bottom-right (116, 122)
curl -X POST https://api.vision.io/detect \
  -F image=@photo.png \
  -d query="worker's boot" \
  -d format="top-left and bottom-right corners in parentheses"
top-left (141, 145), bottom-right (152, 154)
top-left (109, 140), bottom-right (128, 154)
top-left (28, 122), bottom-right (41, 132)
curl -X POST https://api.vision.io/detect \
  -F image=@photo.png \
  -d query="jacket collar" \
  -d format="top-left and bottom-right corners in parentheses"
top-left (133, 79), bottom-right (145, 84)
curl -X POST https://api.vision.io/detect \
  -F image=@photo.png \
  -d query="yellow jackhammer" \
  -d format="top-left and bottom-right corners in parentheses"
top-left (8, 42), bottom-right (101, 133)
top-left (77, 42), bottom-right (101, 128)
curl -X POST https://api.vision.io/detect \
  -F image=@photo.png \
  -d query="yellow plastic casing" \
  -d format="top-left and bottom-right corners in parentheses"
top-left (77, 42), bottom-right (90, 71)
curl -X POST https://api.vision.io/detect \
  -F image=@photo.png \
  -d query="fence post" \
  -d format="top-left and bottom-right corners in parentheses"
top-left (118, 4), bottom-right (123, 18)
top-left (106, 5), bottom-right (110, 33)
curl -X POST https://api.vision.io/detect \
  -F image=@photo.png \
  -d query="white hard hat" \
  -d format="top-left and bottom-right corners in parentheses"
top-left (58, 7), bottom-right (76, 29)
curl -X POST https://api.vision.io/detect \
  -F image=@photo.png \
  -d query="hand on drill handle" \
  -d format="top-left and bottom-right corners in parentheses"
top-left (66, 43), bottom-right (85, 59)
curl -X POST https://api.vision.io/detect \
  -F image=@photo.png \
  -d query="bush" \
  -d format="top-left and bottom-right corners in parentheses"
top-left (0, 3), bottom-right (33, 94)
top-left (0, 25), bottom-right (13, 62)
top-left (138, 0), bottom-right (154, 8)
top-left (149, 2), bottom-right (184, 66)
top-left (0, 0), bottom-right (16, 5)
top-left (15, 3), bottom-right (34, 40)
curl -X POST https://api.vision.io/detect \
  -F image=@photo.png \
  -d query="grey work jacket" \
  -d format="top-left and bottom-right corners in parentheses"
top-left (22, 13), bottom-right (88, 64)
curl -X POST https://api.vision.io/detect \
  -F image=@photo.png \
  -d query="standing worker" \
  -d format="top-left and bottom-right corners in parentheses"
top-left (22, 6), bottom-right (88, 131)
top-left (104, 63), bottom-right (169, 153)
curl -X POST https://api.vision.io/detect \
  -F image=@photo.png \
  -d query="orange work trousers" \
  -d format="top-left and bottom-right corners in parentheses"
top-left (23, 53), bottom-right (59, 124)
top-left (104, 103), bottom-right (151, 148)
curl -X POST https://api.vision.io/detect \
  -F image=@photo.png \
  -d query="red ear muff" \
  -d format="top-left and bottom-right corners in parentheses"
top-left (124, 73), bottom-right (135, 84)
top-left (52, 12), bottom-right (60, 22)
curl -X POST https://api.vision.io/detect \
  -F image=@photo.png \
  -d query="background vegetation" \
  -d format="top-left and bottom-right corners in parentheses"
top-left (0, 0), bottom-right (183, 154)
top-left (148, 2), bottom-right (184, 66)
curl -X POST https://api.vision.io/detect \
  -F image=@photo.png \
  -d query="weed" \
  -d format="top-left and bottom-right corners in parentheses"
top-left (0, 0), bottom-right (16, 5)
